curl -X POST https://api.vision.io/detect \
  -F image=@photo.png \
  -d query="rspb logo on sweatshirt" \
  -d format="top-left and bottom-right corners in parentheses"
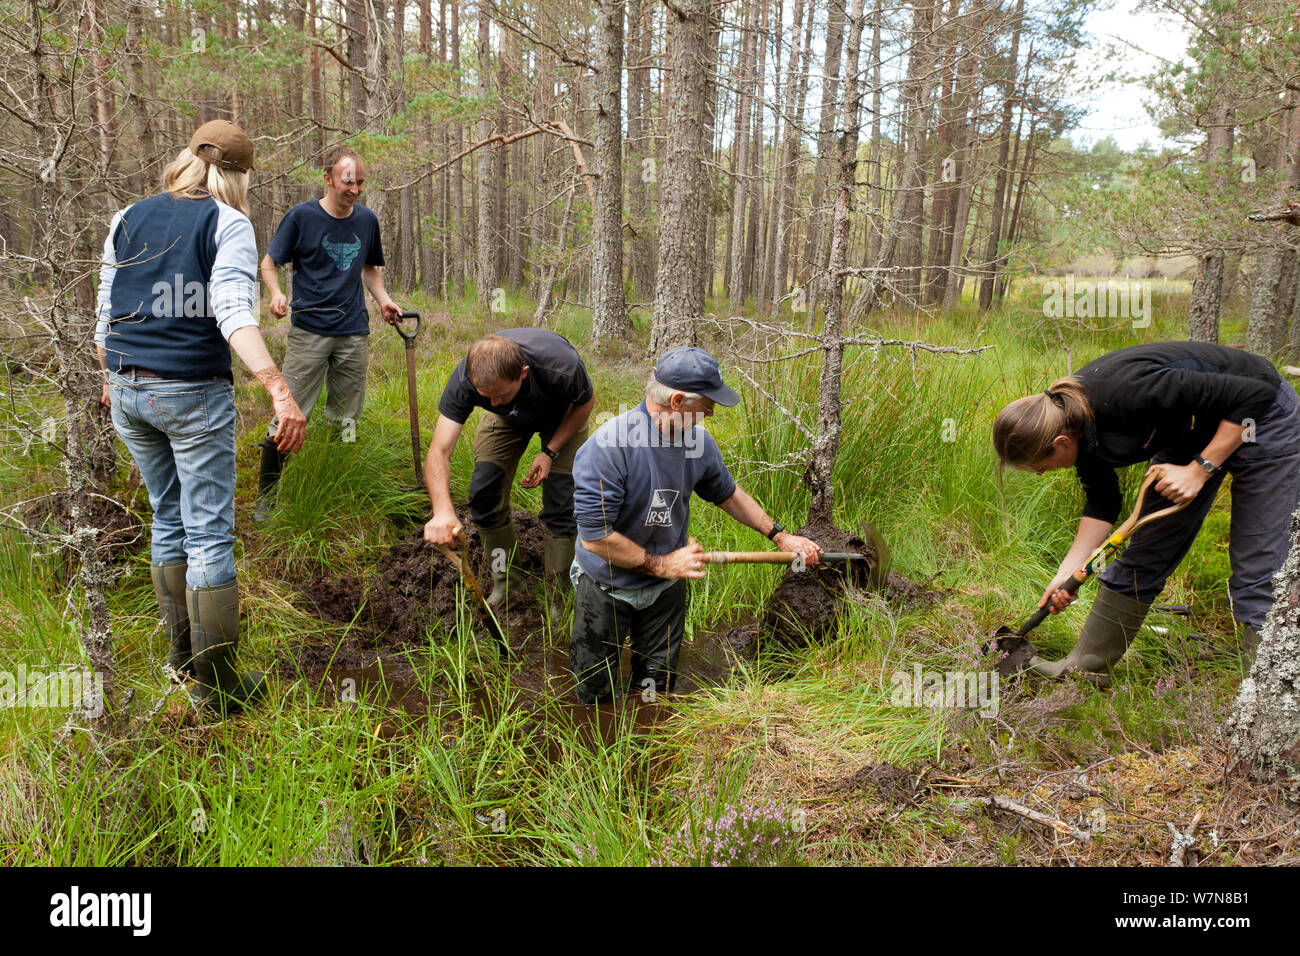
top-left (644, 489), bottom-right (679, 527)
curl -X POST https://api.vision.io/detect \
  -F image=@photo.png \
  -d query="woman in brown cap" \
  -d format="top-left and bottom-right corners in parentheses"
top-left (94, 120), bottom-right (307, 715)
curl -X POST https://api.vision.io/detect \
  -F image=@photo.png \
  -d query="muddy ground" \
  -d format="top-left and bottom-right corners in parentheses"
top-left (285, 513), bottom-right (934, 726)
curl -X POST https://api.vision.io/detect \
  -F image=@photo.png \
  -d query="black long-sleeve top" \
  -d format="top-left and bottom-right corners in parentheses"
top-left (1072, 342), bottom-right (1281, 523)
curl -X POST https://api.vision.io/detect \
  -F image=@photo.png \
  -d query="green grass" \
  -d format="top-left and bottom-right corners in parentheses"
top-left (0, 282), bottom-right (1268, 865)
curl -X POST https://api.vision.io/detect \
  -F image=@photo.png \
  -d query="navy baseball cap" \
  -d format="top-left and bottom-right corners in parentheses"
top-left (653, 346), bottom-right (740, 406)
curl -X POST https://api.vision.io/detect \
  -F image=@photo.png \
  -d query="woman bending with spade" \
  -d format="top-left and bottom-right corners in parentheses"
top-left (992, 341), bottom-right (1299, 679)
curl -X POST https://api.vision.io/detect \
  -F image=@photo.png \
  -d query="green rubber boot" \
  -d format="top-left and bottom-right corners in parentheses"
top-left (253, 440), bottom-right (284, 523)
top-left (861, 522), bottom-right (892, 591)
top-left (151, 562), bottom-right (194, 678)
top-left (1029, 585), bottom-right (1150, 682)
top-left (186, 583), bottom-right (267, 716)
top-left (479, 523), bottom-right (518, 608)
top-left (543, 532), bottom-right (576, 627)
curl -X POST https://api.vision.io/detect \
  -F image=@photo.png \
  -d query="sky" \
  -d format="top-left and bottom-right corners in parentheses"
top-left (1072, 0), bottom-right (1190, 151)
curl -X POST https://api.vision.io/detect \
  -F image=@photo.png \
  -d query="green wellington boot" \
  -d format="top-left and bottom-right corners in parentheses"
top-left (151, 562), bottom-right (194, 678)
top-left (253, 440), bottom-right (284, 523)
top-left (479, 523), bottom-right (518, 608)
top-left (543, 532), bottom-right (576, 627)
top-left (1029, 585), bottom-right (1150, 682)
top-left (186, 583), bottom-right (267, 716)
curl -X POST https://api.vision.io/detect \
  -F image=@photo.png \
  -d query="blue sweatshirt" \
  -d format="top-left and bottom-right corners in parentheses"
top-left (95, 193), bottom-right (258, 380)
top-left (573, 401), bottom-right (737, 590)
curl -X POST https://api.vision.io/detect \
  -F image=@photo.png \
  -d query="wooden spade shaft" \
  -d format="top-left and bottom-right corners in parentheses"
top-left (704, 551), bottom-right (865, 564)
top-left (434, 537), bottom-right (511, 658)
top-left (998, 465), bottom-right (1191, 645)
top-left (393, 311), bottom-right (423, 486)
top-left (405, 348), bottom-right (421, 485)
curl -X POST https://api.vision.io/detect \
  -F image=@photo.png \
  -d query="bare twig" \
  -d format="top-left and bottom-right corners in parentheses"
top-left (954, 794), bottom-right (1094, 842)
top-left (1168, 808), bottom-right (1205, 867)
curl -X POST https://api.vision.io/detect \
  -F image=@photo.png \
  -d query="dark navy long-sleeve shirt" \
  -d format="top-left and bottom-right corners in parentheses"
top-left (1073, 342), bottom-right (1281, 522)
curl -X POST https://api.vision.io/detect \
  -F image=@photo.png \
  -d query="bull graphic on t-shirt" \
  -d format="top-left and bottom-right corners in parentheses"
top-left (323, 233), bottom-right (362, 272)
top-left (644, 488), bottom-right (680, 526)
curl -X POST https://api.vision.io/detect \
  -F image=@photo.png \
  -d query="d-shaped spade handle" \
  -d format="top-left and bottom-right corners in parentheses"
top-left (394, 310), bottom-right (421, 347)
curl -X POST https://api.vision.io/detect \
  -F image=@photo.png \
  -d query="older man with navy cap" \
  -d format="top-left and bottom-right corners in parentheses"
top-left (569, 346), bottom-right (823, 703)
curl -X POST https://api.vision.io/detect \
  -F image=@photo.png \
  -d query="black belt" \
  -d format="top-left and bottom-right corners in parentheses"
top-left (118, 367), bottom-right (232, 383)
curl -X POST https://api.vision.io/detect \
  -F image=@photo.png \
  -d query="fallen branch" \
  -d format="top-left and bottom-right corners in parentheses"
top-left (1167, 808), bottom-right (1204, 867)
top-left (954, 795), bottom-right (1093, 842)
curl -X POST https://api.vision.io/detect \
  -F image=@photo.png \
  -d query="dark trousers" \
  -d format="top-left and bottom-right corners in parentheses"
top-left (569, 575), bottom-right (686, 704)
top-left (1099, 380), bottom-right (1300, 629)
top-left (467, 413), bottom-right (583, 536)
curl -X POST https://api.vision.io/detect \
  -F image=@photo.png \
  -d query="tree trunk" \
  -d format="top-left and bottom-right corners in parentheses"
top-left (923, 0), bottom-right (961, 306)
top-left (803, 0), bottom-right (847, 315)
top-left (810, 0), bottom-right (866, 524)
top-left (1226, 503), bottom-right (1300, 792)
top-left (1188, 103), bottom-right (1236, 342)
top-left (450, 0), bottom-right (465, 298)
top-left (725, 3), bottom-right (755, 309)
top-left (976, 0), bottom-right (1023, 311)
top-left (592, 0), bottom-right (629, 342)
top-left (1246, 88), bottom-right (1300, 357)
top-left (475, 6), bottom-right (498, 305)
top-left (650, 0), bottom-right (712, 353)
top-left (866, 0), bottom-right (882, 267)
top-left (626, 0), bottom-right (656, 298)
top-left (742, 0), bottom-right (768, 304)
top-left (346, 0), bottom-right (370, 129)
top-left (697, 16), bottom-right (721, 305)
top-left (850, 0), bottom-right (938, 321)
top-left (766, 0), bottom-right (810, 315)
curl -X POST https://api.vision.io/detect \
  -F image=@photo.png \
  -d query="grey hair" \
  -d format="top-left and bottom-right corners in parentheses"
top-left (645, 372), bottom-right (705, 407)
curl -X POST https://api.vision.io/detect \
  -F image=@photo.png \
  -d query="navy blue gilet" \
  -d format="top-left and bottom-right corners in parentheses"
top-left (104, 193), bottom-right (231, 380)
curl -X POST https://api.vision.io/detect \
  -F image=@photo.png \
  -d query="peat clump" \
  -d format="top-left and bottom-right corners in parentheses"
top-left (300, 509), bottom-right (549, 649)
top-left (759, 521), bottom-right (936, 646)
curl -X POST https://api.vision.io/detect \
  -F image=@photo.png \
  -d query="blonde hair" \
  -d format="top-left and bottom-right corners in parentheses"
top-left (992, 376), bottom-right (1094, 467)
top-left (162, 148), bottom-right (250, 216)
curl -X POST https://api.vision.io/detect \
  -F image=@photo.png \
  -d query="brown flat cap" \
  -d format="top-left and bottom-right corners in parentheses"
top-left (189, 120), bottom-right (254, 173)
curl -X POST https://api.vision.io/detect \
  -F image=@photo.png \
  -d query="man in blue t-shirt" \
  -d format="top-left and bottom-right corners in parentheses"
top-left (255, 146), bottom-right (401, 519)
top-left (569, 347), bottom-right (823, 703)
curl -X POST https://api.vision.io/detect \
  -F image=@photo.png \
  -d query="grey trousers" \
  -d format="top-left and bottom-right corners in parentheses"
top-left (1099, 380), bottom-right (1300, 629)
top-left (267, 324), bottom-right (369, 435)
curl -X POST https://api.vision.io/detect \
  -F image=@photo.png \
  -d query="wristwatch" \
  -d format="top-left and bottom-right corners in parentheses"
top-left (1195, 455), bottom-right (1219, 475)
top-left (542, 446), bottom-right (559, 461)
top-left (766, 521), bottom-right (785, 541)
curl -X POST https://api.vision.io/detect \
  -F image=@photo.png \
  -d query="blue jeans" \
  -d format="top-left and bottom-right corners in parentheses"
top-left (109, 371), bottom-right (237, 589)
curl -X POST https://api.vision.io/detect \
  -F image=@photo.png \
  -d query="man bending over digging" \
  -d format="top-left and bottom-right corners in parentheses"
top-left (569, 346), bottom-right (823, 703)
top-left (423, 330), bottom-right (594, 620)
